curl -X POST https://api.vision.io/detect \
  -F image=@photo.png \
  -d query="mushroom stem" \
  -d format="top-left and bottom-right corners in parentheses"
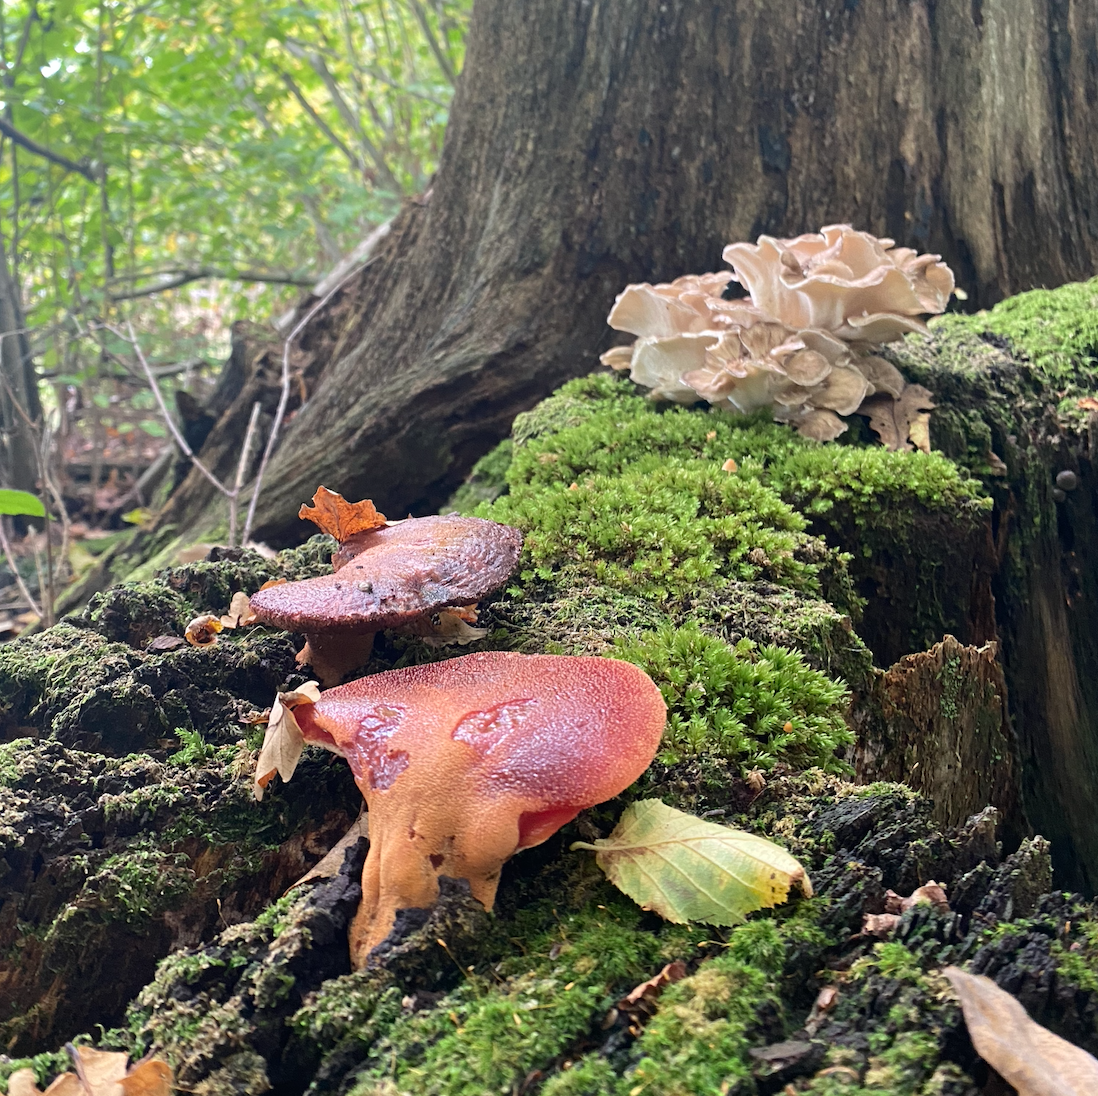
top-left (350, 791), bottom-right (517, 967)
top-left (297, 630), bottom-right (377, 688)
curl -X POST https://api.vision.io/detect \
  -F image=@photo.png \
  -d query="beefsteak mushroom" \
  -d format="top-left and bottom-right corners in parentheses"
top-left (249, 508), bottom-right (523, 686)
top-left (255, 650), bottom-right (666, 968)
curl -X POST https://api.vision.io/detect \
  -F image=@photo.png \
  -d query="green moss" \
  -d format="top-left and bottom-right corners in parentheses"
top-left (614, 622), bottom-right (852, 773)
top-left (938, 277), bottom-right (1098, 407)
top-left (348, 900), bottom-right (708, 1096)
top-left (0, 1051), bottom-right (72, 1094)
top-left (254, 892), bottom-right (299, 938)
top-left (625, 953), bottom-right (775, 1095)
top-left (483, 458), bottom-right (829, 603)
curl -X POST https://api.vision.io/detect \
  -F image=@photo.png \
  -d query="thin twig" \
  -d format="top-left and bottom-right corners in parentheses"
top-left (107, 320), bottom-right (228, 497)
top-left (229, 401), bottom-right (262, 547)
top-left (0, 517), bottom-right (41, 618)
top-left (242, 258), bottom-right (375, 544)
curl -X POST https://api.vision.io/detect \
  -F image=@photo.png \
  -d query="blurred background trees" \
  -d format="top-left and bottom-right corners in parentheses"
top-left (0, 0), bottom-right (469, 623)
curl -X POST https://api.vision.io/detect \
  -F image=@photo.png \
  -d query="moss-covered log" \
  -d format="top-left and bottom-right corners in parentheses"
top-left (1, 278), bottom-right (1098, 1093)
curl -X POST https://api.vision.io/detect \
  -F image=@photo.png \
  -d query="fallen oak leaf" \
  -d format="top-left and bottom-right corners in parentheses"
top-left (220, 590), bottom-right (257, 628)
top-left (184, 613), bottom-right (222, 647)
top-left (398, 606), bottom-right (489, 648)
top-left (254, 681), bottom-right (321, 800)
top-left (299, 486), bottom-right (387, 542)
top-left (944, 965), bottom-right (1098, 1095)
top-left (858, 384), bottom-right (936, 452)
top-left (572, 799), bottom-right (811, 925)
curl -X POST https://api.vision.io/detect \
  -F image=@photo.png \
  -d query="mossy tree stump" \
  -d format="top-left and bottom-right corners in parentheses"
top-left (1, 279), bottom-right (1098, 1094)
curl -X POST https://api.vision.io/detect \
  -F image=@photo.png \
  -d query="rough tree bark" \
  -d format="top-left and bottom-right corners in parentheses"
top-left (169, 0), bottom-right (1098, 546)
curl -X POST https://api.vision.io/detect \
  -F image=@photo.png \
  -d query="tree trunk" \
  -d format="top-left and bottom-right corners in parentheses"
top-left (180, 0), bottom-right (1098, 545)
top-left (0, 233), bottom-right (41, 493)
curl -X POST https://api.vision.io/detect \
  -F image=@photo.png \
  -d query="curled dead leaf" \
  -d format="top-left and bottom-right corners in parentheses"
top-left (884, 881), bottom-right (950, 914)
top-left (398, 606), bottom-right (489, 648)
top-left (944, 965), bottom-right (1098, 1095)
top-left (298, 486), bottom-right (387, 541)
top-left (254, 681), bottom-right (321, 800)
top-left (618, 960), bottom-right (687, 1020)
top-left (289, 811), bottom-right (370, 890)
top-left (184, 613), bottom-right (223, 647)
top-left (858, 384), bottom-right (937, 452)
top-left (220, 591), bottom-right (258, 628)
top-left (862, 912), bottom-right (902, 937)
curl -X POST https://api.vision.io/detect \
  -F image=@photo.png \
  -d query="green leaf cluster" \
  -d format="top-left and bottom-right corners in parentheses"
top-left (615, 621), bottom-right (852, 772)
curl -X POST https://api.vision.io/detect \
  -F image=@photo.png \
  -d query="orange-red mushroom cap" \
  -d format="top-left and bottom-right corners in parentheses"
top-left (249, 515), bottom-right (523, 633)
top-left (292, 650), bottom-right (666, 965)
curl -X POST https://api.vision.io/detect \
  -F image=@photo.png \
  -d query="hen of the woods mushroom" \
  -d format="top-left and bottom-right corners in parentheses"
top-left (601, 224), bottom-right (955, 446)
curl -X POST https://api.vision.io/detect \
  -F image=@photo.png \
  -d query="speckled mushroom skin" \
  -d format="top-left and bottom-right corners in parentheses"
top-left (249, 515), bottom-right (523, 632)
top-left (293, 651), bottom-right (666, 968)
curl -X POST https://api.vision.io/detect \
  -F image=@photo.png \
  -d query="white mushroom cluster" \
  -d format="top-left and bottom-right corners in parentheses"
top-left (601, 225), bottom-right (955, 443)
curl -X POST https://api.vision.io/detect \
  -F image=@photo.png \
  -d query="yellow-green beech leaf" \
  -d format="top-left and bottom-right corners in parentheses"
top-left (571, 799), bottom-right (812, 925)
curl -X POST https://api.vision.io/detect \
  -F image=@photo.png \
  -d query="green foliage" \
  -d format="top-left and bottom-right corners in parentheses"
top-left (483, 458), bottom-right (821, 601)
top-left (168, 727), bottom-right (216, 766)
top-left (1, 0), bottom-right (470, 394)
top-left (0, 489), bottom-right (45, 518)
top-left (0, 1051), bottom-right (71, 1095)
top-left (615, 622), bottom-right (851, 772)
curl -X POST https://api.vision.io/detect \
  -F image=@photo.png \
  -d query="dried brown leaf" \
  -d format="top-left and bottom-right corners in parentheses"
top-left (146, 635), bottom-right (186, 652)
top-left (8, 1047), bottom-right (172, 1096)
top-left (254, 682), bottom-right (321, 800)
top-left (299, 486), bottom-right (387, 542)
top-left (858, 384), bottom-right (937, 452)
top-left (944, 965), bottom-right (1098, 1095)
top-left (1078, 397), bottom-right (1098, 412)
top-left (289, 811), bottom-right (370, 890)
top-left (619, 960), bottom-right (687, 1014)
top-left (184, 614), bottom-right (222, 647)
top-left (220, 591), bottom-right (257, 629)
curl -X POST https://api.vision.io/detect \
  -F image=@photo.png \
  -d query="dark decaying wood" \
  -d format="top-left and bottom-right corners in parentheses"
top-left (178, 0), bottom-right (1098, 544)
top-left (855, 635), bottom-right (1022, 833)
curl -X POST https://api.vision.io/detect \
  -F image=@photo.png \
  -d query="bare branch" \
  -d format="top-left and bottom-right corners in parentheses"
top-left (105, 321), bottom-right (230, 499)
top-left (0, 518), bottom-right (41, 619)
top-left (275, 67), bottom-right (366, 175)
top-left (0, 116), bottom-right (99, 182)
top-left (282, 39), bottom-right (402, 195)
top-left (108, 266), bottom-right (315, 301)
top-left (243, 256), bottom-right (378, 544)
top-left (407, 0), bottom-right (457, 85)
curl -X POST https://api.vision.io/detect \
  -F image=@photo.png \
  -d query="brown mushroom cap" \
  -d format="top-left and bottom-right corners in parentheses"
top-left (248, 514), bottom-right (523, 633)
top-left (293, 650), bottom-right (666, 966)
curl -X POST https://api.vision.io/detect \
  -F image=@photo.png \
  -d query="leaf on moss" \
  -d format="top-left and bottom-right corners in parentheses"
top-left (8, 1046), bottom-right (172, 1096)
top-left (254, 682), bottom-right (321, 800)
top-left (299, 486), bottom-right (387, 541)
top-left (858, 384), bottom-right (936, 452)
top-left (184, 613), bottom-right (223, 647)
top-left (572, 799), bottom-right (811, 925)
top-left (220, 591), bottom-right (257, 628)
top-left (943, 965), bottom-right (1098, 1095)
